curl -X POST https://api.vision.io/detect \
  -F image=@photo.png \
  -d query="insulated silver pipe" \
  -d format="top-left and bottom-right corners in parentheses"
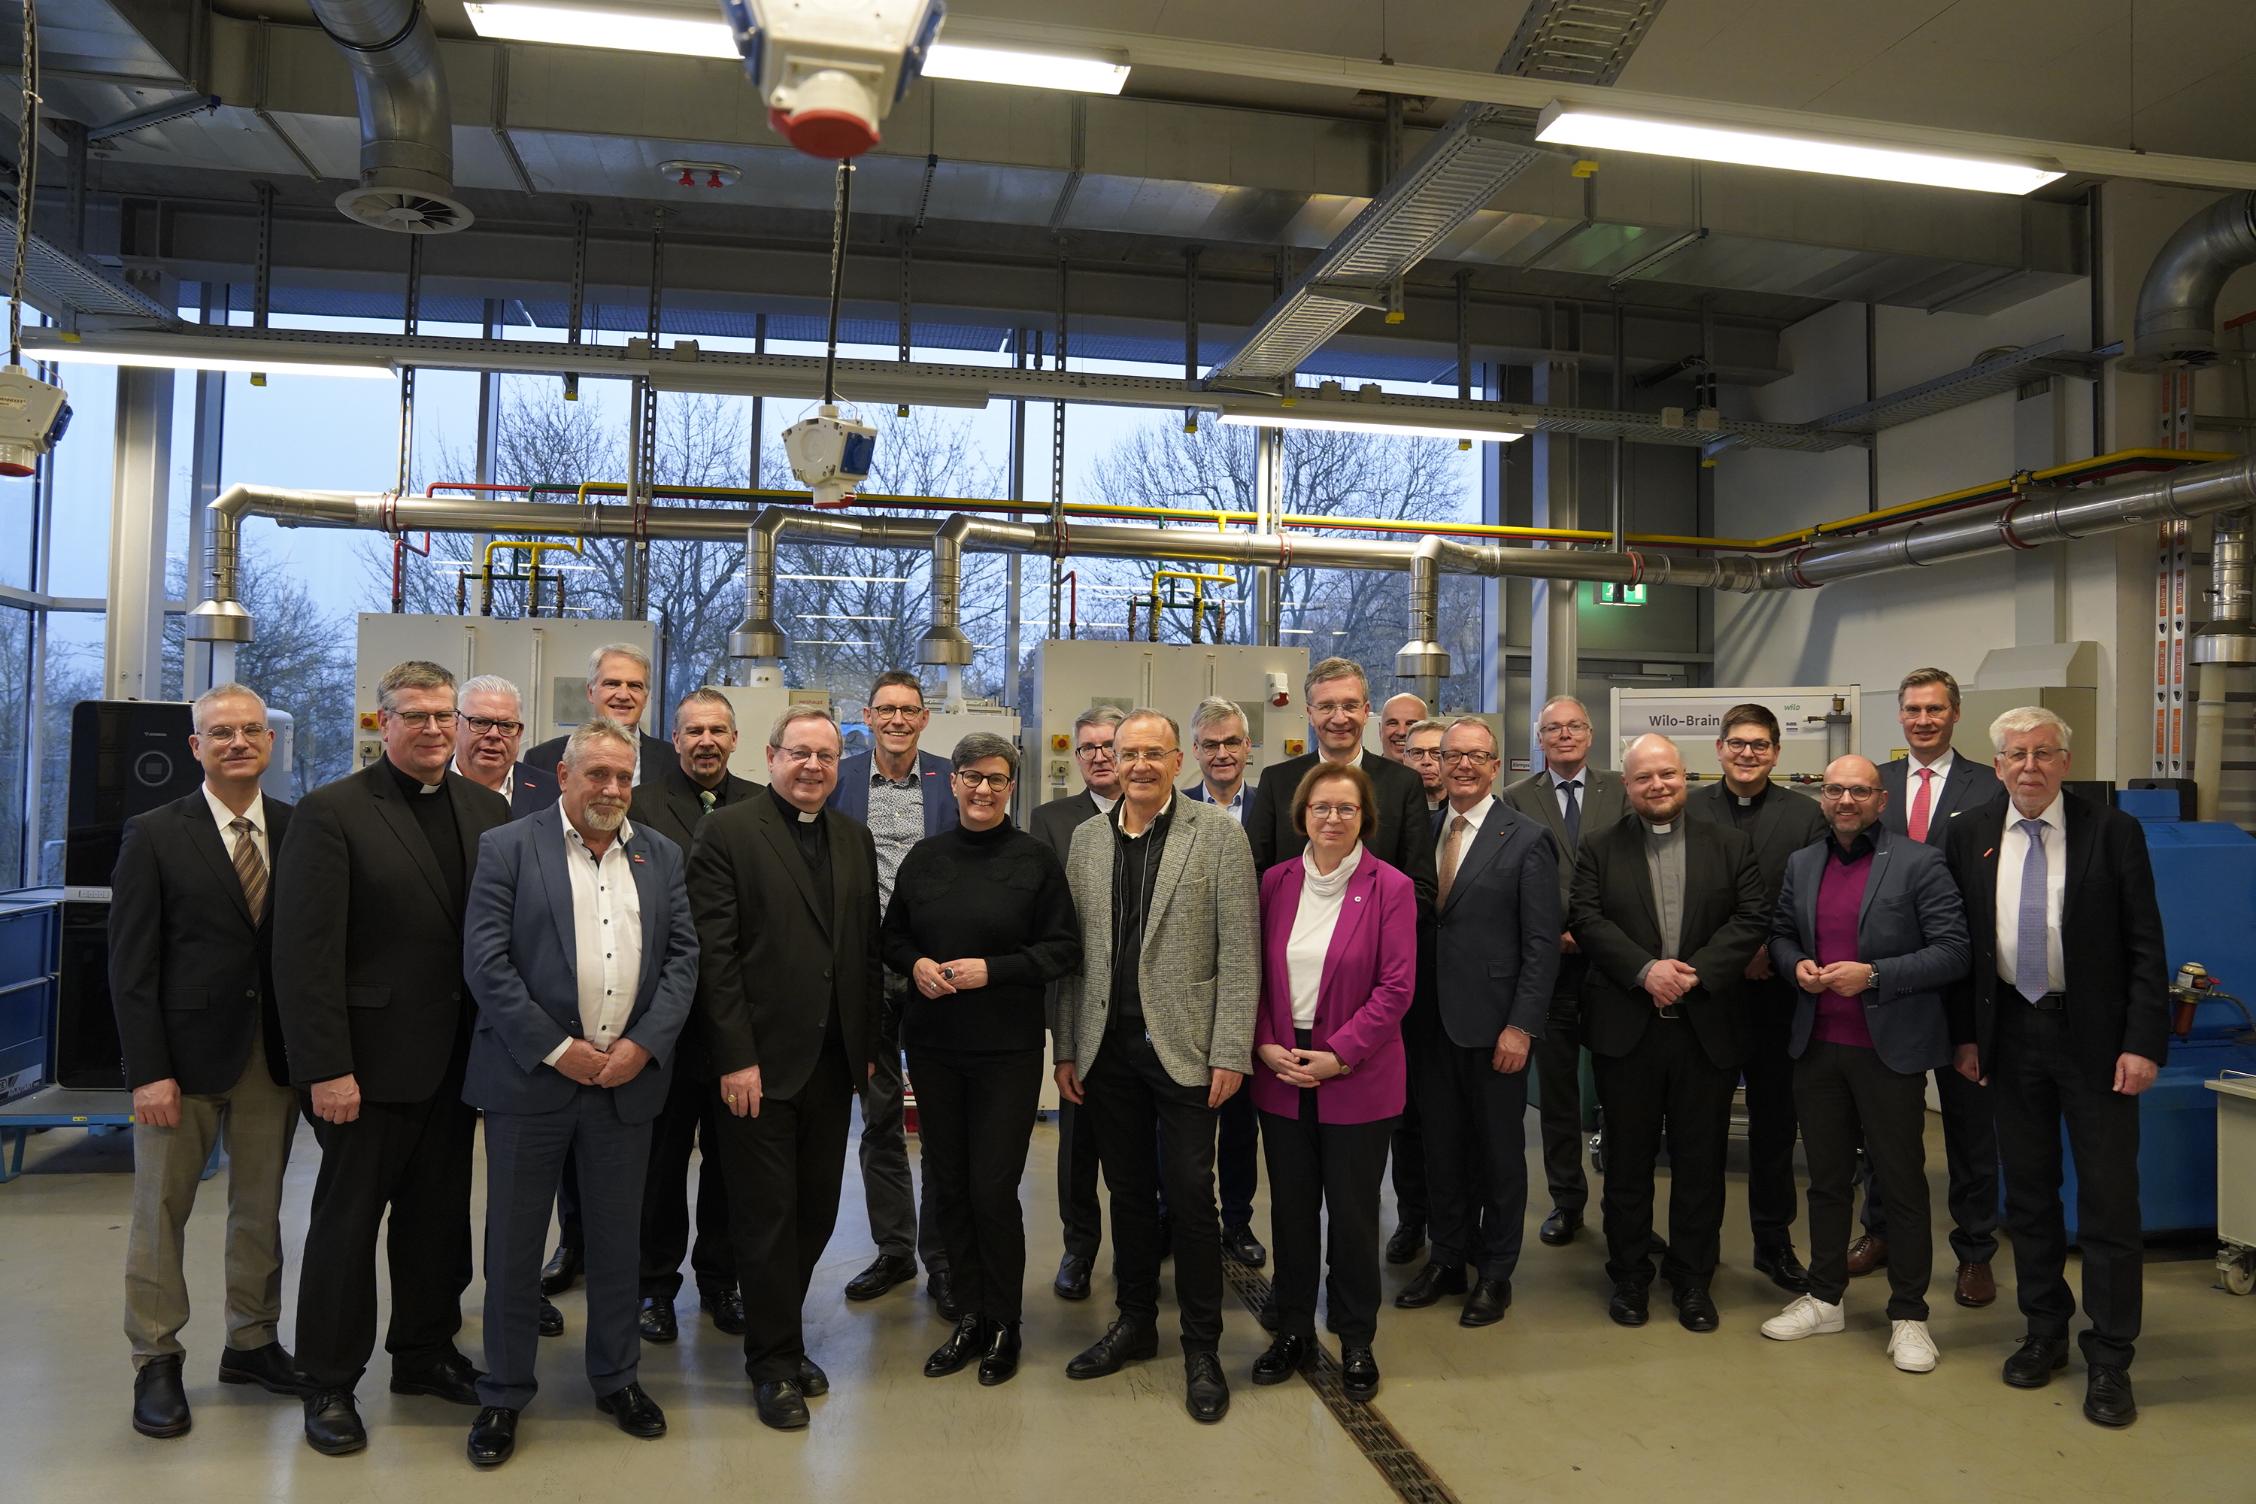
top-left (308, 0), bottom-right (459, 204)
top-left (2132, 191), bottom-right (2256, 365)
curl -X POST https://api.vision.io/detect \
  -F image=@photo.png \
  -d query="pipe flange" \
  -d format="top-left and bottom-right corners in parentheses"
top-left (1787, 548), bottom-right (1820, 590)
top-left (1998, 498), bottom-right (2039, 551)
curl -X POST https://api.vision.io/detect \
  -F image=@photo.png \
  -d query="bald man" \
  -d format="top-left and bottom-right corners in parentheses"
top-left (1568, 735), bottom-right (1766, 1333)
top-left (1377, 695), bottom-right (1428, 763)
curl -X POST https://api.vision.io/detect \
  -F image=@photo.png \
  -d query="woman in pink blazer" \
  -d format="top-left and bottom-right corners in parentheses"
top-left (1248, 761), bottom-right (1417, 1402)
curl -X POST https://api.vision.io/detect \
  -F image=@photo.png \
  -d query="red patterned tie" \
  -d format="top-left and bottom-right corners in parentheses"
top-left (1909, 767), bottom-right (1935, 843)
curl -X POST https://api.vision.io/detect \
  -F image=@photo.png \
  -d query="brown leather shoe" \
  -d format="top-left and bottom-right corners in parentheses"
top-left (1954, 1260), bottom-right (1996, 1308)
top-left (1845, 1234), bottom-right (1888, 1277)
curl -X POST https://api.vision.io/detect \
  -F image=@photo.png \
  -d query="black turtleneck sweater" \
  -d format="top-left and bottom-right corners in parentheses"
top-left (386, 755), bottom-right (464, 915)
top-left (880, 819), bottom-right (1082, 1055)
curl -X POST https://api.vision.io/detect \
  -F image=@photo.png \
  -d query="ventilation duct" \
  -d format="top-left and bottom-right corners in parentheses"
top-left (2131, 191), bottom-right (2256, 365)
top-left (309, 0), bottom-right (474, 234)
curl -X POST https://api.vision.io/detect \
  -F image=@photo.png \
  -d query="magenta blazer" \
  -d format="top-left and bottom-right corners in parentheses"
top-left (1249, 850), bottom-right (1418, 1125)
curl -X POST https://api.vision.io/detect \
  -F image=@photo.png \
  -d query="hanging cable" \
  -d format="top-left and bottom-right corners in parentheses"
top-left (10, 0), bottom-right (43, 367)
top-left (822, 158), bottom-right (855, 406)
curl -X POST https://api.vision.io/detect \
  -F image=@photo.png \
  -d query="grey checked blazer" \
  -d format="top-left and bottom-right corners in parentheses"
top-left (1056, 796), bottom-right (1260, 1088)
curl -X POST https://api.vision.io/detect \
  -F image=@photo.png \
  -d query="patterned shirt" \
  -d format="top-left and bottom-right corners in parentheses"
top-left (866, 766), bottom-right (926, 910)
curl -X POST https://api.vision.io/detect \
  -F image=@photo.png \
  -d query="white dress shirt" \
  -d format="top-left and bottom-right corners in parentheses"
top-left (1994, 795), bottom-right (2066, 993)
top-left (449, 755), bottom-right (513, 803)
top-left (1445, 792), bottom-right (1499, 841)
top-left (1288, 844), bottom-right (1363, 1028)
top-left (1910, 747), bottom-right (1957, 785)
top-left (1089, 791), bottom-right (1119, 816)
top-left (542, 816), bottom-right (645, 1067)
top-left (201, 783), bottom-right (268, 869)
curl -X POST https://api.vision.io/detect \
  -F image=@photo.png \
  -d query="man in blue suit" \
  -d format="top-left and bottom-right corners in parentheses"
top-left (1762, 754), bottom-right (1969, 1375)
top-left (451, 675), bottom-right (556, 816)
top-left (827, 671), bottom-right (959, 1312)
top-left (460, 719), bottom-right (700, 1468)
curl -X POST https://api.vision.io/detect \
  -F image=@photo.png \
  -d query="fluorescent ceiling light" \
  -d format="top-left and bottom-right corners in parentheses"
top-left (464, 3), bottom-right (1127, 93)
top-left (1220, 410), bottom-right (1523, 444)
top-left (31, 341), bottom-right (394, 380)
top-left (1536, 103), bottom-right (2064, 196)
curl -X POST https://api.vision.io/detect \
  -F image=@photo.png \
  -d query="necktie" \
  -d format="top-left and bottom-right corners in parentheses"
top-left (698, 789), bottom-right (717, 817)
top-left (1909, 767), bottom-right (1935, 843)
top-left (229, 816), bottom-right (268, 922)
top-left (1560, 778), bottom-right (1582, 849)
top-left (1438, 815), bottom-right (1469, 905)
top-left (2014, 818), bottom-right (2050, 1003)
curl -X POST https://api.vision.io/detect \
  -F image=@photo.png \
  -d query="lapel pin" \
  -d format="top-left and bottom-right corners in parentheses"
top-left (631, 852), bottom-right (647, 864)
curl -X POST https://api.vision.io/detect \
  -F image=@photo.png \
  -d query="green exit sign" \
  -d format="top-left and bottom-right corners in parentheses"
top-left (1595, 581), bottom-right (1647, 606)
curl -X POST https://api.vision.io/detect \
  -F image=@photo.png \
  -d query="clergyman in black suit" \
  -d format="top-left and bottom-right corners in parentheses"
top-left (450, 673), bottom-right (554, 816)
top-left (688, 706), bottom-right (882, 1432)
top-left (1568, 734), bottom-right (1767, 1334)
top-left (1944, 706), bottom-right (2168, 1429)
top-left (631, 687), bottom-right (759, 1343)
top-left (275, 660), bottom-right (511, 1457)
top-left (1685, 703), bottom-right (1828, 1295)
top-left (110, 682), bottom-right (305, 1440)
top-left (1857, 666), bottom-right (2007, 1307)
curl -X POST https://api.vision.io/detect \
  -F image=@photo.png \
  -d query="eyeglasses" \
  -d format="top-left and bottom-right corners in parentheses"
top-left (1820, 783), bottom-right (1881, 801)
top-left (954, 770), bottom-right (1013, 791)
top-left (1403, 747), bottom-right (1441, 762)
top-left (1116, 748), bottom-right (1176, 766)
top-left (1193, 736), bottom-right (1247, 754)
top-left (464, 715), bottom-right (524, 737)
top-left (1723, 737), bottom-right (1775, 754)
top-left (774, 745), bottom-right (839, 766)
top-left (1309, 699), bottom-right (1366, 718)
top-left (1999, 746), bottom-right (2065, 766)
top-left (1307, 803), bottom-right (1362, 822)
top-left (197, 723), bottom-right (270, 744)
top-left (1440, 749), bottom-right (1496, 767)
top-left (388, 710), bottom-right (458, 730)
top-left (868, 704), bottom-right (926, 723)
top-left (1539, 720), bottom-right (1591, 737)
top-left (1075, 742), bottom-right (1116, 759)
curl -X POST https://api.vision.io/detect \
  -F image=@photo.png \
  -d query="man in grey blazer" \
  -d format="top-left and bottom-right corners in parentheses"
top-left (1858, 667), bottom-right (2006, 1305)
top-left (1053, 708), bottom-right (1258, 1424)
top-left (1763, 755), bottom-right (1969, 1375)
top-left (1501, 694), bottom-right (1628, 1246)
top-left (460, 719), bottom-right (700, 1467)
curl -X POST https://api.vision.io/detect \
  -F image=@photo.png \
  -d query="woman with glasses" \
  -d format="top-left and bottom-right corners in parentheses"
top-left (1248, 761), bottom-right (1416, 1401)
top-left (880, 732), bottom-right (1081, 1386)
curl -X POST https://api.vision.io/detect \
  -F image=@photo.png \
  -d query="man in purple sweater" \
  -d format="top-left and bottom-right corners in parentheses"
top-left (1761, 754), bottom-right (1970, 1374)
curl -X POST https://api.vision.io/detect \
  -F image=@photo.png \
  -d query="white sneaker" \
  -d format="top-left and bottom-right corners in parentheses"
top-left (1889, 1319), bottom-right (1939, 1373)
top-left (1760, 1294), bottom-right (1845, 1340)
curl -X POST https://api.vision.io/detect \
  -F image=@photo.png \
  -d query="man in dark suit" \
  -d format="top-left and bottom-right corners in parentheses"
top-left (1944, 706), bottom-right (2168, 1429)
top-left (1854, 666), bottom-right (2007, 1305)
top-left (110, 683), bottom-right (305, 1440)
top-left (1397, 717), bottom-right (1559, 1328)
top-left (451, 674), bottom-right (554, 816)
top-left (631, 688), bottom-right (759, 1343)
top-left (460, 719), bottom-right (699, 1468)
top-left (1685, 703), bottom-right (1827, 1294)
top-left (1030, 704), bottom-right (1125, 1302)
top-left (522, 641), bottom-right (673, 797)
top-left (688, 706), bottom-right (882, 1432)
top-left (827, 671), bottom-right (957, 1314)
top-left (275, 661), bottom-right (511, 1456)
top-left (1385, 715), bottom-right (1447, 1266)
top-left (1568, 734), bottom-right (1767, 1333)
top-left (1763, 755), bottom-right (1970, 1374)
top-left (1182, 696), bottom-right (1262, 1267)
top-left (1502, 695), bottom-right (1629, 1247)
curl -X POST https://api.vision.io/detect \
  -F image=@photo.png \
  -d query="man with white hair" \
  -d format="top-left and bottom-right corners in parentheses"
top-left (451, 674), bottom-right (553, 815)
top-left (523, 643), bottom-right (673, 793)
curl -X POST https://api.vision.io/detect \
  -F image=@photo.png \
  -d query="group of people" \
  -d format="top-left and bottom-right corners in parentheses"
top-left (108, 648), bottom-right (2170, 1469)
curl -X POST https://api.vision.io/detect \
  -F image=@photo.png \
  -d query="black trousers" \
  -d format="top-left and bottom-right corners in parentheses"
top-left (1859, 1059), bottom-right (1999, 1264)
top-left (711, 1037), bottom-right (854, 1383)
top-left (1056, 1097), bottom-right (1103, 1260)
top-left (639, 1068), bottom-right (737, 1302)
top-left (1742, 981), bottom-right (1801, 1252)
top-left (1261, 1088), bottom-right (1392, 1348)
top-left (909, 1045), bottom-right (1043, 1325)
top-left (1418, 1033), bottom-right (1533, 1283)
top-left (295, 1084), bottom-right (477, 1390)
top-left (1082, 1026), bottom-right (1224, 1353)
top-left (1217, 1087), bottom-right (1259, 1230)
top-left (1590, 1018), bottom-right (1736, 1291)
top-left (556, 1149), bottom-right (584, 1258)
top-left (1992, 1002), bottom-right (2144, 1369)
top-left (1533, 976), bottom-right (1590, 1216)
top-left (1390, 1005), bottom-right (1433, 1231)
top-left (1795, 1042), bottom-right (1931, 1318)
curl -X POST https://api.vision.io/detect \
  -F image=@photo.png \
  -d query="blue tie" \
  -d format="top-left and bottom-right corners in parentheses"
top-left (1561, 778), bottom-right (1583, 849)
top-left (2014, 818), bottom-right (2050, 1003)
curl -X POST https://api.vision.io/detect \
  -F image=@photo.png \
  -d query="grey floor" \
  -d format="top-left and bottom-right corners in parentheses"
top-left (2, 1107), bottom-right (2247, 1503)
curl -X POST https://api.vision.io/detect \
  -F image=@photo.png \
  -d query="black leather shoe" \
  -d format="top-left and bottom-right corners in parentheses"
top-left (1053, 1254), bottom-right (1092, 1301)
top-left (1184, 1351), bottom-right (1230, 1423)
top-left (752, 1379), bottom-right (809, 1431)
top-left (924, 1313), bottom-right (989, 1378)
top-left (538, 1300), bottom-right (564, 1338)
top-left (1221, 1222), bottom-right (1267, 1268)
top-left (1385, 1222), bottom-right (1426, 1265)
top-left (1340, 1346), bottom-right (1379, 1401)
top-left (540, 1241), bottom-right (582, 1296)
top-left (845, 1252), bottom-right (916, 1302)
top-left (1607, 1284), bottom-right (1649, 1327)
top-left (303, 1390), bottom-right (367, 1456)
top-left (977, 1324), bottom-right (1022, 1387)
top-left (218, 1341), bottom-right (312, 1397)
top-left (928, 1269), bottom-right (962, 1320)
top-left (1156, 1212), bottom-right (1174, 1260)
top-left (1539, 1208), bottom-right (1583, 1246)
top-left (1672, 1285), bottom-right (1720, 1333)
top-left (133, 1356), bottom-right (191, 1438)
top-left (2084, 1364), bottom-right (2137, 1427)
top-left (596, 1380), bottom-right (667, 1438)
top-left (701, 1288), bottom-right (746, 1336)
top-left (639, 1297), bottom-right (679, 1343)
top-left (1394, 1262), bottom-right (1469, 1309)
top-left (1066, 1318), bottom-right (1159, 1380)
top-left (2003, 1334), bottom-right (2071, 1389)
top-left (1460, 1278), bottom-right (1511, 1328)
top-left (797, 1356), bottom-right (829, 1397)
top-left (1250, 1333), bottom-right (1312, 1385)
top-left (391, 1351), bottom-right (483, 1405)
top-left (466, 1406), bottom-right (517, 1468)
top-left (1752, 1245), bottom-right (1812, 1295)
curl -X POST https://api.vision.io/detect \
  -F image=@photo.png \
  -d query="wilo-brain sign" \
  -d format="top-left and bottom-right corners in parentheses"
top-left (1611, 687), bottom-right (1859, 779)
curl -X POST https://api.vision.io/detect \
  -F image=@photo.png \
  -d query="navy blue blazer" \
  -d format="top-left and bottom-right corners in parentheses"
top-left (828, 749), bottom-right (961, 836)
top-left (1431, 802), bottom-right (1561, 1048)
top-left (1769, 826), bottom-right (1970, 1075)
top-left (462, 803), bottom-right (700, 1124)
top-left (508, 761), bottom-right (556, 817)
